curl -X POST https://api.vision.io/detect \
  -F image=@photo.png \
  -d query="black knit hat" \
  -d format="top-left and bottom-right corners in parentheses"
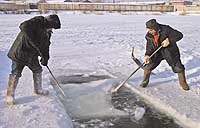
top-left (146, 19), bottom-right (159, 30)
top-left (46, 14), bottom-right (61, 29)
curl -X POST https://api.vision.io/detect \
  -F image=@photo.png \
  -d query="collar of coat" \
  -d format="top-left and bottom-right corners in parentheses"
top-left (146, 26), bottom-right (161, 40)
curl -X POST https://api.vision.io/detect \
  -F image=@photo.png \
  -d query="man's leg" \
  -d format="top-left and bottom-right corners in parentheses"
top-left (6, 61), bottom-right (24, 105)
top-left (140, 68), bottom-right (151, 87)
top-left (172, 60), bottom-right (189, 91)
top-left (28, 60), bottom-right (49, 95)
top-left (140, 57), bottom-right (162, 88)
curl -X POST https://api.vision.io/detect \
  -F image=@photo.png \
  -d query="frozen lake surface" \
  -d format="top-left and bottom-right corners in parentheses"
top-left (1, 13), bottom-right (200, 128)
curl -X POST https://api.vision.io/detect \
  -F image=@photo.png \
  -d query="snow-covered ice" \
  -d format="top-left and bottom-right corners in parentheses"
top-left (1, 13), bottom-right (200, 128)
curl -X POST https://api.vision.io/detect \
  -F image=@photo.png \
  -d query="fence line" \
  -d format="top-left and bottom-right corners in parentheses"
top-left (1, 2), bottom-right (200, 13)
top-left (0, 2), bottom-right (174, 12)
top-left (38, 3), bottom-right (174, 12)
top-left (0, 3), bottom-right (29, 11)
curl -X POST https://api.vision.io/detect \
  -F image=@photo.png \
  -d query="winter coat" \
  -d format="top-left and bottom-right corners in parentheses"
top-left (7, 16), bottom-right (51, 64)
top-left (145, 24), bottom-right (183, 66)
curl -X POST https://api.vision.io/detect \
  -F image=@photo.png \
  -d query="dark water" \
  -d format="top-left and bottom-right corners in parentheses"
top-left (72, 88), bottom-right (182, 128)
top-left (53, 74), bottom-right (182, 128)
top-left (50, 74), bottom-right (111, 85)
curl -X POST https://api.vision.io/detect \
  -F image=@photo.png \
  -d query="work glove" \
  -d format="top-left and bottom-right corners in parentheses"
top-left (144, 55), bottom-right (150, 64)
top-left (161, 38), bottom-right (170, 47)
top-left (40, 58), bottom-right (48, 66)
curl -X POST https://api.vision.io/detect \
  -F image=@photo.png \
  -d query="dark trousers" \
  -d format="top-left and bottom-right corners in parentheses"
top-left (145, 56), bottom-right (185, 73)
top-left (11, 60), bottom-right (42, 77)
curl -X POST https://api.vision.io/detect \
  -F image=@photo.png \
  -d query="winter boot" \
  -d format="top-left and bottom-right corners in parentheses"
top-left (140, 69), bottom-right (151, 88)
top-left (6, 74), bottom-right (19, 105)
top-left (178, 71), bottom-right (189, 91)
top-left (33, 73), bottom-right (49, 95)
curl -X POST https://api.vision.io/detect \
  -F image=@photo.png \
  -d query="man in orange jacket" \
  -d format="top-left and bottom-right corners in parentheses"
top-left (140, 19), bottom-right (189, 91)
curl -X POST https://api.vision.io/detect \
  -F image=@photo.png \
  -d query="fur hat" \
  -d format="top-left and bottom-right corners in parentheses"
top-left (45, 14), bottom-right (61, 29)
top-left (146, 19), bottom-right (159, 31)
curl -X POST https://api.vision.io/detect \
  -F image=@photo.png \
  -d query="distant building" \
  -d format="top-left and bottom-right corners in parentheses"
top-left (193, 0), bottom-right (200, 5)
top-left (169, 0), bottom-right (193, 5)
top-left (3, 0), bottom-right (195, 4)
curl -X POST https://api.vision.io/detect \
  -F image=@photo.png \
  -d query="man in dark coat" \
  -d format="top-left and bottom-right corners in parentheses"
top-left (6, 14), bottom-right (61, 105)
top-left (140, 19), bottom-right (189, 91)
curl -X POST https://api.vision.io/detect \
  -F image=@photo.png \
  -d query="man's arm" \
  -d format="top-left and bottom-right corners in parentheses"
top-left (40, 40), bottom-right (51, 66)
top-left (167, 25), bottom-right (183, 43)
top-left (39, 32), bottom-right (52, 66)
top-left (145, 34), bottom-right (154, 56)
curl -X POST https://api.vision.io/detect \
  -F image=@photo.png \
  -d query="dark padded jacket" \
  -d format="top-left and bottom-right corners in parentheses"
top-left (145, 24), bottom-right (183, 66)
top-left (7, 16), bottom-right (51, 64)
